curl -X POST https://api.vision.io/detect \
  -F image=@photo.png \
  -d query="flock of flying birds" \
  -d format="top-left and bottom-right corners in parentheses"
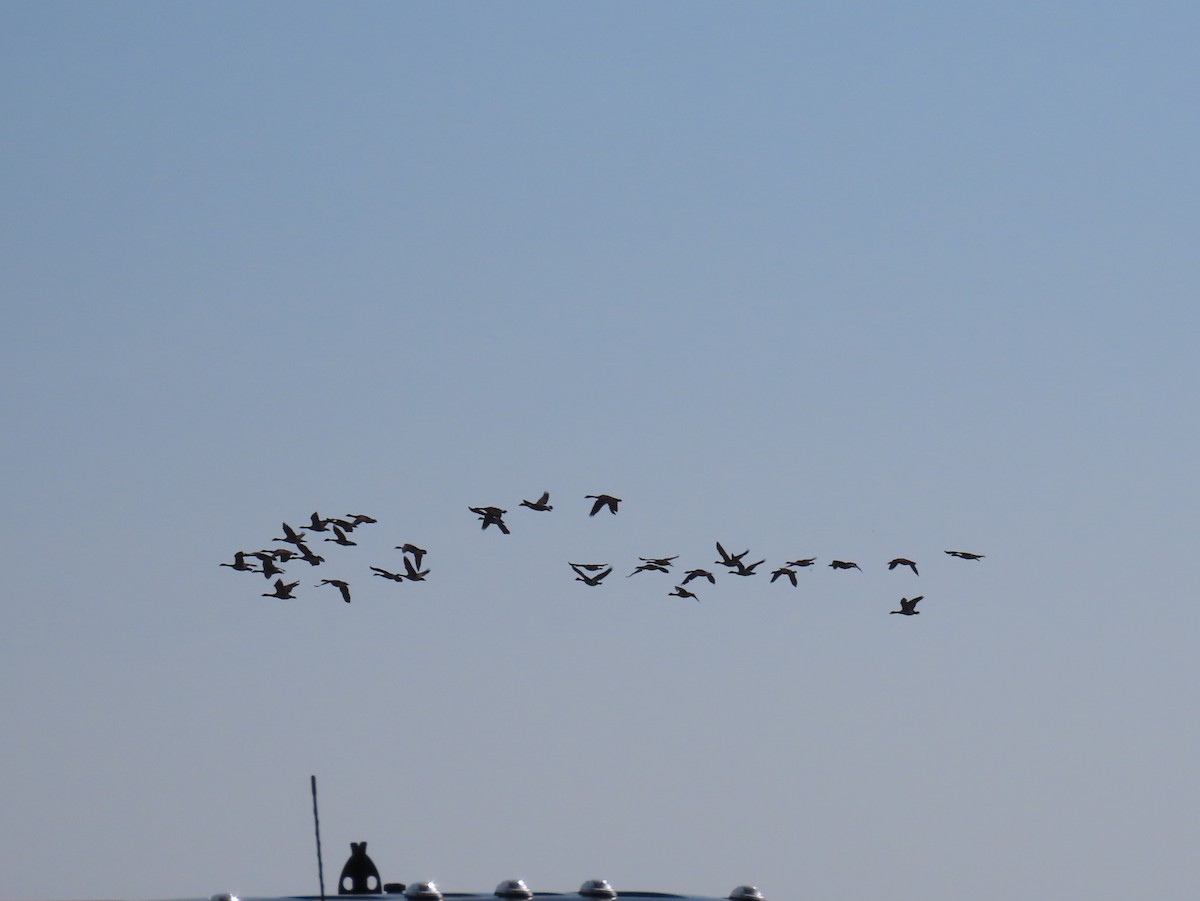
top-left (219, 492), bottom-right (985, 616)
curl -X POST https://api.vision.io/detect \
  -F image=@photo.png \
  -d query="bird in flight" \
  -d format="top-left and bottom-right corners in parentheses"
top-left (945, 550), bottom-right (985, 560)
top-left (305, 512), bottom-right (331, 532)
top-left (370, 566), bottom-right (405, 582)
top-left (520, 492), bottom-right (553, 511)
top-left (272, 523), bottom-right (307, 546)
top-left (346, 513), bottom-right (376, 526)
top-left (403, 557), bottom-right (430, 581)
top-left (250, 552), bottom-right (284, 579)
top-left (715, 541), bottom-right (749, 568)
top-left (470, 506), bottom-right (510, 533)
top-left (295, 543), bottom-right (325, 566)
top-left (395, 544), bottom-right (427, 569)
top-left (669, 585), bottom-right (699, 601)
top-left (220, 551), bottom-right (258, 573)
top-left (628, 562), bottom-right (671, 577)
top-left (317, 579), bottom-right (352, 603)
top-left (888, 557), bottom-right (919, 575)
top-left (323, 524), bottom-right (357, 546)
top-left (770, 567), bottom-right (798, 587)
top-left (586, 494), bottom-right (621, 516)
top-left (262, 579), bottom-right (300, 599)
top-left (890, 596), bottom-right (923, 616)
top-left (731, 558), bottom-right (765, 576)
top-left (639, 555), bottom-right (677, 567)
top-left (569, 562), bottom-right (609, 571)
top-left (681, 568), bottom-right (715, 585)
top-left (571, 564), bottom-right (612, 586)
top-left (786, 558), bottom-right (816, 568)
top-left (829, 560), bottom-right (861, 571)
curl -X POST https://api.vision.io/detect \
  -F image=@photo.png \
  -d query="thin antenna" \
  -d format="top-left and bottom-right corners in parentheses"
top-left (311, 775), bottom-right (326, 901)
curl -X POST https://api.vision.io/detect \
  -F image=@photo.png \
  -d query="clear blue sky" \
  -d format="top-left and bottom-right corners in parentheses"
top-left (3, 4), bottom-right (1199, 900)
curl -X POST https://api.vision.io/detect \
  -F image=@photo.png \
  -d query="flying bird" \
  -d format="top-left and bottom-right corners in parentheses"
top-left (829, 560), bottom-right (861, 571)
top-left (370, 566), bottom-right (405, 582)
top-left (294, 543), bottom-right (325, 566)
top-left (317, 578), bottom-right (352, 603)
top-left (586, 494), bottom-right (621, 516)
top-left (945, 550), bottom-right (985, 560)
top-left (639, 555), bottom-right (678, 567)
top-left (731, 558), bottom-right (765, 576)
top-left (890, 596), bottom-right (924, 616)
top-left (403, 557), bottom-right (430, 581)
top-left (669, 585), bottom-right (700, 601)
top-left (770, 567), bottom-right (798, 587)
top-left (323, 524), bottom-right (357, 546)
top-left (571, 564), bottom-right (613, 586)
top-left (681, 568), bottom-right (716, 585)
top-left (715, 541), bottom-right (750, 568)
top-left (628, 562), bottom-right (671, 577)
top-left (395, 544), bottom-right (427, 569)
top-left (250, 552), bottom-right (284, 579)
top-left (569, 562), bottom-right (609, 571)
top-left (346, 514), bottom-right (377, 525)
top-left (520, 492), bottom-right (553, 511)
top-left (305, 512), bottom-right (330, 532)
top-left (272, 523), bottom-right (307, 546)
top-left (888, 557), bottom-right (919, 575)
top-left (470, 506), bottom-right (510, 533)
top-left (786, 558), bottom-right (817, 568)
top-left (262, 579), bottom-right (300, 599)
top-left (219, 551), bottom-right (258, 573)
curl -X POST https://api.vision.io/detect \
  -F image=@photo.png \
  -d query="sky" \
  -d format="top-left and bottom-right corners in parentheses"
top-left (3, 3), bottom-right (1199, 900)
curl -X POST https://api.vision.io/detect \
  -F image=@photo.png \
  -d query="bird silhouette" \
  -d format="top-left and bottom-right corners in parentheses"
top-left (770, 567), bottom-right (798, 586)
top-left (586, 494), bottom-right (621, 516)
top-left (888, 557), bottom-right (919, 575)
top-left (305, 512), bottom-right (330, 532)
top-left (639, 555), bottom-right (677, 567)
top-left (569, 562), bottom-right (609, 571)
top-left (317, 579), bottom-right (352, 603)
top-left (272, 523), bottom-right (307, 546)
top-left (295, 543), bottom-right (325, 566)
top-left (346, 513), bottom-right (376, 525)
top-left (395, 544), bottom-right (427, 569)
top-left (731, 558), bottom-right (765, 576)
top-left (262, 579), bottom-right (300, 599)
top-left (470, 506), bottom-right (510, 533)
top-left (403, 557), bottom-right (430, 581)
top-left (945, 550), bottom-right (985, 560)
top-left (251, 552), bottom-right (284, 579)
top-left (669, 585), bottom-right (700, 601)
top-left (829, 560), bottom-right (861, 571)
top-left (786, 558), bottom-right (817, 568)
top-left (890, 596), bottom-right (923, 616)
top-left (628, 562), bottom-right (671, 577)
top-left (571, 564), bottom-right (613, 586)
top-left (323, 524), bottom-right (357, 546)
top-left (715, 541), bottom-right (750, 568)
top-left (681, 568), bottom-right (716, 585)
top-left (370, 566), bottom-right (405, 582)
top-left (220, 551), bottom-right (258, 573)
top-left (520, 492), bottom-right (553, 511)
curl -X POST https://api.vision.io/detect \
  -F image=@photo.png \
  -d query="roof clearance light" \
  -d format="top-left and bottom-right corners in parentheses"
top-left (496, 879), bottom-right (533, 899)
top-left (729, 887), bottom-right (763, 901)
top-left (579, 880), bottom-right (617, 898)
top-left (405, 882), bottom-right (443, 901)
